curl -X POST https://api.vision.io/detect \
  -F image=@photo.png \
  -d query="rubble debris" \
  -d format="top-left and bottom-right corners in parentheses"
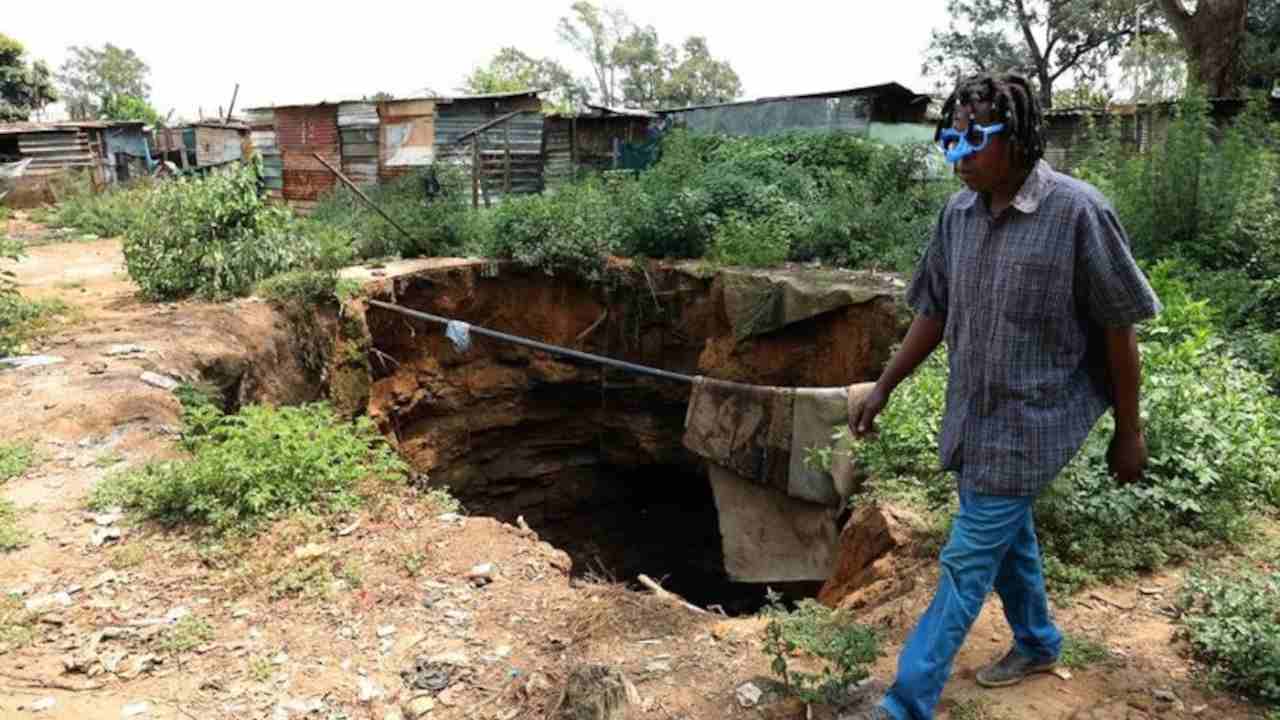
top-left (24, 592), bottom-right (72, 612)
top-left (0, 355), bottom-right (65, 370)
top-left (105, 345), bottom-right (146, 357)
top-left (554, 665), bottom-right (638, 720)
top-left (121, 701), bottom-right (150, 717)
top-left (735, 682), bottom-right (763, 708)
top-left (139, 372), bottom-right (179, 391)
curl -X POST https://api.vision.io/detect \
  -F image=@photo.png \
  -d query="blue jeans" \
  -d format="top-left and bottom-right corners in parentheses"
top-left (880, 491), bottom-right (1062, 720)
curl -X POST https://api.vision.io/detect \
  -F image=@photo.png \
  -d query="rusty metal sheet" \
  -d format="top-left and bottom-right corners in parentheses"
top-left (281, 170), bottom-right (335, 201)
top-left (378, 99), bottom-right (435, 119)
top-left (274, 106), bottom-right (339, 148)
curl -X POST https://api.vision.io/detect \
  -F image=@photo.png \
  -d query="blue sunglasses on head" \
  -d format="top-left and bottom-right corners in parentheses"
top-left (937, 122), bottom-right (1006, 164)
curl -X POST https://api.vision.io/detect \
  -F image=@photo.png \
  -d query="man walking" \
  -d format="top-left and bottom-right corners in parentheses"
top-left (846, 73), bottom-right (1161, 720)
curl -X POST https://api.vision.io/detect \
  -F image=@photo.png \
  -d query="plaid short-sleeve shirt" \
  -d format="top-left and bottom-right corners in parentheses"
top-left (906, 159), bottom-right (1161, 496)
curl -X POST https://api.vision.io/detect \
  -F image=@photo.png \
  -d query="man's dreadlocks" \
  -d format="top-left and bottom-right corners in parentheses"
top-left (936, 74), bottom-right (1045, 167)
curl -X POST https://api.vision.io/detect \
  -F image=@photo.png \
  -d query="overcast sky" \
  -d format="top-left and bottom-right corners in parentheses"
top-left (7, 0), bottom-right (951, 121)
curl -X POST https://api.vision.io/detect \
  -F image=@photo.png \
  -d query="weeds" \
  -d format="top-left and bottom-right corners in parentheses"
top-left (0, 441), bottom-right (34, 483)
top-left (0, 594), bottom-right (37, 652)
top-left (761, 591), bottom-right (879, 705)
top-left (1059, 633), bottom-right (1112, 670)
top-left (248, 655), bottom-right (274, 682)
top-left (89, 402), bottom-right (407, 535)
top-left (1178, 569), bottom-right (1280, 704)
top-left (949, 698), bottom-right (1007, 720)
top-left (157, 615), bottom-right (214, 654)
top-left (108, 542), bottom-right (147, 570)
top-left (0, 500), bottom-right (29, 552)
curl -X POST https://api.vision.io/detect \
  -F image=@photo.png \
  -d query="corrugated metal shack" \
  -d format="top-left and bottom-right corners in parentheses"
top-left (656, 82), bottom-right (932, 140)
top-left (152, 122), bottom-right (248, 172)
top-left (543, 105), bottom-right (656, 187)
top-left (1044, 96), bottom-right (1280, 172)
top-left (274, 103), bottom-right (341, 213)
top-left (0, 121), bottom-right (150, 207)
top-left (434, 89), bottom-right (545, 205)
top-left (245, 108), bottom-right (283, 199)
top-left (339, 102), bottom-right (380, 187)
top-left (246, 89), bottom-right (545, 211)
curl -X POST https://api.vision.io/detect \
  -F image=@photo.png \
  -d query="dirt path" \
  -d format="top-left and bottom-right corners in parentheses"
top-left (0, 234), bottom-right (1267, 720)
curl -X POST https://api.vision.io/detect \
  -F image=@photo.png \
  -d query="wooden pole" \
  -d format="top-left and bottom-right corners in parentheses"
top-left (312, 152), bottom-right (416, 245)
top-left (225, 83), bottom-right (240, 124)
top-left (471, 138), bottom-right (480, 209)
top-left (503, 122), bottom-right (512, 194)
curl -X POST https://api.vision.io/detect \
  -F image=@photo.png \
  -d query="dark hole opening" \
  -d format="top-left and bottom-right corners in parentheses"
top-left (465, 462), bottom-right (820, 616)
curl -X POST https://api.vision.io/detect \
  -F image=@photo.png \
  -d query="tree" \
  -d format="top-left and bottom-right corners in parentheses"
top-left (0, 34), bottom-right (57, 122)
top-left (1156, 0), bottom-right (1249, 97)
top-left (57, 43), bottom-right (151, 120)
top-left (557, 1), bottom-right (632, 107)
top-left (1119, 33), bottom-right (1187, 102)
top-left (460, 47), bottom-right (590, 114)
top-left (658, 36), bottom-right (742, 107)
top-left (102, 94), bottom-right (163, 125)
top-left (1241, 0), bottom-right (1280, 93)
top-left (924, 0), bottom-right (1144, 110)
top-left (616, 25), bottom-right (675, 108)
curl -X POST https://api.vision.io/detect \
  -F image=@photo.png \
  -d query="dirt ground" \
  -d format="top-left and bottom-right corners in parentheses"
top-left (0, 222), bottom-right (1271, 720)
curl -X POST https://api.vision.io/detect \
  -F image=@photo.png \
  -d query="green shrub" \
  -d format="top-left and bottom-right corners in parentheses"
top-left (308, 164), bottom-right (475, 260)
top-left (0, 442), bottom-right (34, 483)
top-left (1076, 88), bottom-right (1280, 279)
top-left (122, 163), bottom-right (319, 301)
top-left (45, 173), bottom-right (150, 239)
top-left (486, 180), bottom-right (620, 280)
top-left (0, 500), bottom-right (28, 552)
top-left (90, 402), bottom-right (407, 534)
top-left (1178, 570), bottom-right (1280, 703)
top-left (761, 592), bottom-right (879, 705)
top-left (839, 278), bottom-right (1280, 592)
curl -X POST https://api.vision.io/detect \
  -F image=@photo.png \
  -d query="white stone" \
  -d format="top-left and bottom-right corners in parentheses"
top-left (121, 701), bottom-right (151, 717)
top-left (139, 372), bottom-right (179, 391)
top-left (24, 592), bottom-right (72, 612)
top-left (376, 625), bottom-right (396, 638)
top-left (358, 677), bottom-right (385, 703)
top-left (91, 527), bottom-right (123, 547)
top-left (735, 682), bottom-right (763, 708)
top-left (30, 697), bottom-right (56, 712)
top-left (165, 606), bottom-right (190, 623)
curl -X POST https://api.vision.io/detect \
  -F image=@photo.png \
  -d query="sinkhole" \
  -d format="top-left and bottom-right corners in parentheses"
top-left (350, 260), bottom-right (904, 614)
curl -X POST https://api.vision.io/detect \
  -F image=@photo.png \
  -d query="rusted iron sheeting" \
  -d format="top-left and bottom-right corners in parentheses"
top-left (194, 126), bottom-right (245, 166)
top-left (275, 105), bottom-right (338, 201)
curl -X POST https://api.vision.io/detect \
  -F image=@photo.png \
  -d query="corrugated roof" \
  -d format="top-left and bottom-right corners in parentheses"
top-left (244, 89), bottom-right (544, 112)
top-left (585, 104), bottom-right (657, 118)
top-left (655, 82), bottom-right (926, 114)
top-left (0, 120), bottom-right (147, 136)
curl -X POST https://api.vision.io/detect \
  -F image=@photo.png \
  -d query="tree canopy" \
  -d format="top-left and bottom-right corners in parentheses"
top-left (924, 0), bottom-right (1145, 110)
top-left (0, 34), bottom-right (57, 122)
top-left (57, 43), bottom-right (151, 121)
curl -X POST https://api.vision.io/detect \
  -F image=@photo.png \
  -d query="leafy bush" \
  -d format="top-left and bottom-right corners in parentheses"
top-left (0, 441), bottom-right (34, 483)
top-left (303, 131), bottom-right (953, 276)
top-left (90, 401), bottom-right (407, 534)
top-left (761, 592), bottom-right (879, 705)
top-left (1178, 570), bottom-right (1280, 704)
top-left (122, 163), bottom-right (328, 301)
top-left (1076, 88), bottom-right (1280, 279)
top-left (308, 164), bottom-right (477, 260)
top-left (45, 172), bottom-right (150, 239)
top-left (840, 274), bottom-right (1280, 592)
top-left (485, 180), bottom-right (620, 280)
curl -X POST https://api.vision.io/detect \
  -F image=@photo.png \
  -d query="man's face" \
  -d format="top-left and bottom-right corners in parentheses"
top-left (951, 101), bottom-right (1014, 193)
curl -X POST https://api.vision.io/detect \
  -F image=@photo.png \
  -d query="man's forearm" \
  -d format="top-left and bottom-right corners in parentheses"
top-left (1104, 326), bottom-right (1142, 433)
top-left (875, 315), bottom-right (945, 394)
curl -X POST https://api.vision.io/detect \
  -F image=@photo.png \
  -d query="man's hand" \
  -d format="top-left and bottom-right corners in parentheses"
top-left (1107, 427), bottom-right (1148, 484)
top-left (848, 384), bottom-right (890, 439)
